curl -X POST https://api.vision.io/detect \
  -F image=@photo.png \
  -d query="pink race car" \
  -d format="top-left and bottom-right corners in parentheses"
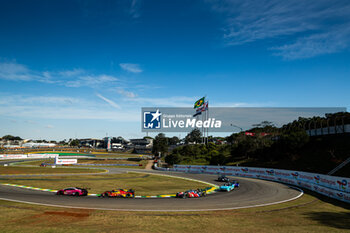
top-left (56, 187), bottom-right (88, 196)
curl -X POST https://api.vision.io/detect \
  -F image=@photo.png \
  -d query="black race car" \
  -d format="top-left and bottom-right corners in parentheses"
top-left (217, 175), bottom-right (230, 182)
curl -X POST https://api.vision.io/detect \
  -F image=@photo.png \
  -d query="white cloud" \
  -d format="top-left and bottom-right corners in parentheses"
top-left (0, 93), bottom-right (277, 128)
top-left (96, 93), bottom-right (121, 109)
top-left (58, 69), bottom-right (85, 77)
top-left (119, 63), bottom-right (143, 73)
top-left (117, 88), bottom-right (137, 98)
top-left (0, 62), bottom-right (31, 80)
top-left (24, 120), bottom-right (36, 124)
top-left (211, 101), bottom-right (275, 107)
top-left (65, 74), bottom-right (118, 87)
top-left (0, 95), bottom-right (82, 105)
top-left (0, 62), bottom-right (52, 82)
top-left (0, 105), bottom-right (138, 121)
top-left (208, 0), bottom-right (350, 59)
top-left (125, 96), bottom-right (196, 107)
top-left (125, 97), bottom-right (274, 108)
top-left (130, 0), bottom-right (142, 18)
top-left (0, 62), bottom-right (118, 87)
top-left (272, 25), bottom-right (350, 60)
top-left (0, 94), bottom-right (137, 121)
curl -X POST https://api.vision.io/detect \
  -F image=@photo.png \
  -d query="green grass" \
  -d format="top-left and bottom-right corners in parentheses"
top-left (78, 159), bottom-right (140, 163)
top-left (0, 166), bottom-right (105, 174)
top-left (13, 159), bottom-right (149, 169)
top-left (0, 191), bottom-right (349, 232)
top-left (0, 172), bottom-right (208, 195)
top-left (11, 159), bottom-right (55, 166)
top-left (179, 159), bottom-right (209, 165)
top-left (76, 159), bottom-right (148, 169)
top-left (0, 159), bottom-right (23, 162)
top-left (29, 152), bottom-right (95, 157)
top-left (92, 153), bottom-right (144, 158)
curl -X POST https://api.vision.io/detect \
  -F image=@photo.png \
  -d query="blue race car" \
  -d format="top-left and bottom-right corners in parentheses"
top-left (219, 182), bottom-right (235, 192)
top-left (232, 180), bottom-right (240, 188)
top-left (219, 181), bottom-right (239, 192)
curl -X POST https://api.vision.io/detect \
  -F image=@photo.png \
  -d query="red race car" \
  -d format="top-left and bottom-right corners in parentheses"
top-left (176, 189), bottom-right (207, 198)
top-left (186, 190), bottom-right (200, 198)
top-left (100, 189), bottom-right (135, 198)
top-left (56, 187), bottom-right (88, 196)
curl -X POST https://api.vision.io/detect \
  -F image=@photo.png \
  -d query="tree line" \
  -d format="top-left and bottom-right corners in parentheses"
top-left (151, 112), bottom-right (350, 174)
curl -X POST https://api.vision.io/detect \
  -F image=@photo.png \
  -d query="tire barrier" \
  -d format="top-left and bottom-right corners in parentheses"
top-left (156, 165), bottom-right (350, 203)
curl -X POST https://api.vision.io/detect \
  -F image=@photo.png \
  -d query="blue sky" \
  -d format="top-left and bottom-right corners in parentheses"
top-left (0, 0), bottom-right (349, 140)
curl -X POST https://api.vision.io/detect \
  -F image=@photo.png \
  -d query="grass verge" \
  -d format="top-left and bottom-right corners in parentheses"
top-left (91, 153), bottom-right (144, 158)
top-left (10, 159), bottom-right (55, 166)
top-left (0, 166), bottom-right (105, 175)
top-left (77, 159), bottom-right (148, 168)
top-left (14, 159), bottom-right (148, 169)
top-left (0, 191), bottom-right (349, 232)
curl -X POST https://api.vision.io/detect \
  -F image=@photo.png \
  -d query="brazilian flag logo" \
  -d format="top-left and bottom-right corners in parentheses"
top-left (194, 97), bottom-right (205, 109)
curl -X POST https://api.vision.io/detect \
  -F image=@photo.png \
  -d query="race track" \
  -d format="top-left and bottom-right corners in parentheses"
top-left (0, 167), bottom-right (303, 211)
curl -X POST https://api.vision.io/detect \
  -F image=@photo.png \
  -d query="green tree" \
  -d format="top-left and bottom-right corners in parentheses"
top-left (209, 150), bottom-right (227, 165)
top-left (280, 129), bottom-right (309, 152)
top-left (185, 128), bottom-right (202, 144)
top-left (226, 133), bottom-right (238, 144)
top-left (165, 153), bottom-right (182, 165)
top-left (168, 136), bottom-right (180, 145)
top-left (69, 139), bottom-right (79, 147)
top-left (2, 135), bottom-right (22, 141)
top-left (58, 140), bottom-right (67, 145)
top-left (152, 133), bottom-right (168, 156)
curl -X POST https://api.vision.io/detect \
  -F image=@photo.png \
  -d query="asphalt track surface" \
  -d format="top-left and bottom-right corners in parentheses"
top-left (0, 165), bottom-right (303, 211)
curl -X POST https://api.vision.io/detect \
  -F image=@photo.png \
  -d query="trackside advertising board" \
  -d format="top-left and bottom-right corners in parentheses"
top-left (0, 154), bottom-right (59, 160)
top-left (27, 153), bottom-right (59, 158)
top-left (0, 154), bottom-right (28, 159)
top-left (168, 165), bottom-right (350, 203)
top-left (55, 158), bottom-right (77, 165)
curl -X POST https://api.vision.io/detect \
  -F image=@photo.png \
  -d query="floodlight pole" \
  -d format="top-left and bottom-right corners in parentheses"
top-left (206, 101), bottom-right (209, 145)
top-left (202, 108), bottom-right (204, 144)
top-left (230, 124), bottom-right (243, 132)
